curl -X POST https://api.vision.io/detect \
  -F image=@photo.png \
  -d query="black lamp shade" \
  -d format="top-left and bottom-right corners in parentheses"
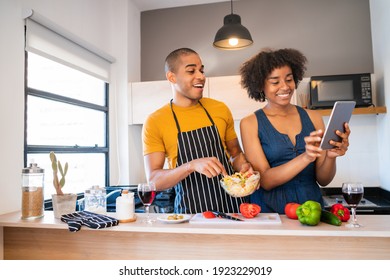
top-left (213, 14), bottom-right (253, 50)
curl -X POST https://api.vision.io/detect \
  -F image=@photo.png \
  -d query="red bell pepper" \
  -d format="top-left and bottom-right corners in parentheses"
top-left (330, 203), bottom-right (350, 222)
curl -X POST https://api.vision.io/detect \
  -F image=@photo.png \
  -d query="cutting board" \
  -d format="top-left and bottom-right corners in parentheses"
top-left (189, 213), bottom-right (281, 224)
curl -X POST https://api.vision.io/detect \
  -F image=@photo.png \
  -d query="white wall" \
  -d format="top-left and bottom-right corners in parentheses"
top-left (370, 0), bottom-right (390, 192)
top-left (127, 1), bottom-right (146, 185)
top-left (0, 0), bottom-right (25, 216)
top-left (0, 0), bottom-right (141, 216)
top-left (327, 114), bottom-right (381, 187)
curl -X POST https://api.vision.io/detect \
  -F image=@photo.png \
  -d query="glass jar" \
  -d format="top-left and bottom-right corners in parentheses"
top-left (21, 163), bottom-right (44, 219)
top-left (84, 185), bottom-right (106, 214)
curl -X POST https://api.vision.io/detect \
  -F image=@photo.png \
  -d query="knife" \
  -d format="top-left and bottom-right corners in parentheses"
top-left (211, 210), bottom-right (244, 221)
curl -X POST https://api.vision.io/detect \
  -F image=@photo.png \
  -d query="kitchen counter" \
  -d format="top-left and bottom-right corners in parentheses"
top-left (1, 211), bottom-right (390, 260)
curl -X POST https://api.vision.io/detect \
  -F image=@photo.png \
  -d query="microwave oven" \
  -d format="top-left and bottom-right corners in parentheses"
top-left (309, 73), bottom-right (372, 109)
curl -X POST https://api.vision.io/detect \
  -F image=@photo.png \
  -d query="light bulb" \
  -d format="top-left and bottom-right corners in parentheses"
top-left (228, 38), bottom-right (239, 46)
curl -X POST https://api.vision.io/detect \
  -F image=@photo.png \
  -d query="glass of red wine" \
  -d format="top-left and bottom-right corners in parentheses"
top-left (138, 182), bottom-right (157, 224)
top-left (342, 182), bottom-right (364, 228)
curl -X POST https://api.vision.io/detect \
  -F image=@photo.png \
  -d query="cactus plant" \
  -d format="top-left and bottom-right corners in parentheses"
top-left (49, 151), bottom-right (68, 195)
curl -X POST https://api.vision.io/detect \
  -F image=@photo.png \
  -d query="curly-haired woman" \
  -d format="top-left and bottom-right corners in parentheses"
top-left (239, 48), bottom-right (351, 213)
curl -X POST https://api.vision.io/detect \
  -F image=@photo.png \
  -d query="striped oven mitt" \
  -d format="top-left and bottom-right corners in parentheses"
top-left (61, 211), bottom-right (119, 232)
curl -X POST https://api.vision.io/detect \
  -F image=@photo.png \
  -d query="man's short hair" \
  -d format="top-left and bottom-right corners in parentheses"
top-left (164, 48), bottom-right (198, 74)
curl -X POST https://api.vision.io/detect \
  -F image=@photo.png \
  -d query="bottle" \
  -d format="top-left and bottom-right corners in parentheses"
top-left (21, 163), bottom-right (44, 219)
top-left (116, 189), bottom-right (135, 222)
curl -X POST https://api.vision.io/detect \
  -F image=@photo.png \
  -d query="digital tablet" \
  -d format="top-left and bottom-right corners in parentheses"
top-left (320, 101), bottom-right (356, 149)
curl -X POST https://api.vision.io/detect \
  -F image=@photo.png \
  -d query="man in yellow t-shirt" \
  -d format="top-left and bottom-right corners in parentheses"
top-left (142, 48), bottom-right (252, 214)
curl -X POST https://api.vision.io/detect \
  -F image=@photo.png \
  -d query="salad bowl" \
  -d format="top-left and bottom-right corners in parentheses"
top-left (220, 171), bottom-right (260, 197)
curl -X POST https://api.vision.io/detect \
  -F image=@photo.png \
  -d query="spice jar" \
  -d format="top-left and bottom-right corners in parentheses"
top-left (21, 163), bottom-right (44, 219)
top-left (116, 189), bottom-right (135, 222)
top-left (84, 185), bottom-right (107, 214)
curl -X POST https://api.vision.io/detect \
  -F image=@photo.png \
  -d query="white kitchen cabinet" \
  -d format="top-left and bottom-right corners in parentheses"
top-left (208, 75), bottom-right (298, 120)
top-left (129, 79), bottom-right (209, 124)
top-left (295, 77), bottom-right (310, 108)
top-left (129, 80), bottom-right (172, 124)
top-left (207, 75), bottom-right (265, 120)
top-left (129, 75), bottom-right (300, 124)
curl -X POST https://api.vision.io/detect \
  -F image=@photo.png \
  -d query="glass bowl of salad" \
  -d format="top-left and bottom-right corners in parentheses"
top-left (220, 171), bottom-right (260, 197)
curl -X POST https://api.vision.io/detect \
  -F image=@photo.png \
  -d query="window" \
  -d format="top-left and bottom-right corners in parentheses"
top-left (23, 13), bottom-right (114, 199)
top-left (25, 52), bottom-right (109, 199)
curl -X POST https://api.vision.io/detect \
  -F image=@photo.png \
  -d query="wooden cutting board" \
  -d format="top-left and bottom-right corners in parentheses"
top-left (189, 213), bottom-right (281, 224)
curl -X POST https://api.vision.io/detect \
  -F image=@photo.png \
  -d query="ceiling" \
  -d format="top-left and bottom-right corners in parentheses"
top-left (131, 0), bottom-right (229, 12)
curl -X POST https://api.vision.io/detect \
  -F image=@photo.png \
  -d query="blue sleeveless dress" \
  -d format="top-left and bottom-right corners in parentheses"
top-left (250, 106), bottom-right (324, 213)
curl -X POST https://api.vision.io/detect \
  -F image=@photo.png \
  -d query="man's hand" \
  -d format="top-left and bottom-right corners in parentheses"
top-left (188, 157), bottom-right (227, 178)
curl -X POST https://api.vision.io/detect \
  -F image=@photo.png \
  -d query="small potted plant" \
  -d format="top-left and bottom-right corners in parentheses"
top-left (50, 151), bottom-right (77, 218)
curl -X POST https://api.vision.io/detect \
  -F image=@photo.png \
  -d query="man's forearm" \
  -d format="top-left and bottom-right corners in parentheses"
top-left (148, 162), bottom-right (192, 191)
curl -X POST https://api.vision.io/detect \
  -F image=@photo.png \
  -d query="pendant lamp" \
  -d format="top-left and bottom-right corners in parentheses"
top-left (213, 0), bottom-right (253, 50)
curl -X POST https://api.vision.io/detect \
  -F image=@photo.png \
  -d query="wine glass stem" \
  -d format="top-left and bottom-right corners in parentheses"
top-left (145, 205), bottom-right (150, 221)
top-left (351, 207), bottom-right (357, 225)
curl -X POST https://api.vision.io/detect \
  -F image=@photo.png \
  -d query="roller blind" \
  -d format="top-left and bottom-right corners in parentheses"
top-left (24, 9), bottom-right (115, 82)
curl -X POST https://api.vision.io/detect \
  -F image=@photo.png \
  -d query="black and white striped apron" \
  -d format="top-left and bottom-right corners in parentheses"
top-left (170, 100), bottom-right (245, 214)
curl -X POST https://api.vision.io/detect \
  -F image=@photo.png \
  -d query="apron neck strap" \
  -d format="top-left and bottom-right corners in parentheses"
top-left (170, 99), bottom-right (181, 133)
top-left (170, 99), bottom-right (215, 133)
top-left (198, 100), bottom-right (215, 126)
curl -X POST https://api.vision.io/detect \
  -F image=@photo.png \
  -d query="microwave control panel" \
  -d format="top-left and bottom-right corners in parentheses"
top-left (360, 75), bottom-right (372, 100)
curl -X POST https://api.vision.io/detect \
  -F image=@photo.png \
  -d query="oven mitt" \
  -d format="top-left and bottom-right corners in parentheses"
top-left (61, 211), bottom-right (119, 232)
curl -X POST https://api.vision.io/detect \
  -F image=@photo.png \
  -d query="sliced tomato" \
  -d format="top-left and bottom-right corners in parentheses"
top-left (202, 211), bottom-right (216, 219)
top-left (284, 202), bottom-right (300, 219)
top-left (239, 203), bottom-right (261, 218)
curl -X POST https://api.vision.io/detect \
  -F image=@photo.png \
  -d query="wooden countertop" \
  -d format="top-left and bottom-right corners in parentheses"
top-left (1, 211), bottom-right (390, 237)
top-left (2, 211), bottom-right (390, 260)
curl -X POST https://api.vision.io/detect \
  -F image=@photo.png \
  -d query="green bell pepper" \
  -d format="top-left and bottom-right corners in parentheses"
top-left (296, 200), bottom-right (322, 226)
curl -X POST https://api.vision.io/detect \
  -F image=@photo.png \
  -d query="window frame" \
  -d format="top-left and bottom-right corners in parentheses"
top-left (23, 51), bottom-right (110, 187)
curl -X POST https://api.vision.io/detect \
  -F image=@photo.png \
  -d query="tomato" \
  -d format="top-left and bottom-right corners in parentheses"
top-left (284, 202), bottom-right (300, 219)
top-left (239, 203), bottom-right (261, 218)
top-left (203, 211), bottom-right (216, 219)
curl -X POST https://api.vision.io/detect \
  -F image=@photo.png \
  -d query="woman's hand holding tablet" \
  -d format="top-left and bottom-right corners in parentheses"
top-left (320, 101), bottom-right (356, 150)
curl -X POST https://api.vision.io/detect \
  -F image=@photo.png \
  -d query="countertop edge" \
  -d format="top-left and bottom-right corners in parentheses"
top-left (1, 211), bottom-right (390, 238)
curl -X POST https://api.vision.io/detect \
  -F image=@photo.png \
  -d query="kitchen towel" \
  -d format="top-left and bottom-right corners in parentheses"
top-left (61, 211), bottom-right (119, 232)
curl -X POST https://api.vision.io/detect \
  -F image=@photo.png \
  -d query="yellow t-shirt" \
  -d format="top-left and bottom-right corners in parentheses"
top-left (142, 97), bottom-right (237, 169)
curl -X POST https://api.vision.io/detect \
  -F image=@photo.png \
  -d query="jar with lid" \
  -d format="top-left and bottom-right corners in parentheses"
top-left (116, 189), bottom-right (135, 222)
top-left (84, 185), bottom-right (107, 214)
top-left (21, 163), bottom-right (44, 219)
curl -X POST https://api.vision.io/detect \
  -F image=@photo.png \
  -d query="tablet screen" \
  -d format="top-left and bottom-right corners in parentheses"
top-left (320, 101), bottom-right (356, 149)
